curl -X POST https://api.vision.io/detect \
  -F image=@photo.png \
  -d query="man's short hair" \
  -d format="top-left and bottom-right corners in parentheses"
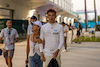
top-left (47, 9), bottom-right (56, 14)
top-left (31, 16), bottom-right (37, 20)
top-left (61, 22), bottom-right (65, 24)
top-left (6, 19), bottom-right (12, 23)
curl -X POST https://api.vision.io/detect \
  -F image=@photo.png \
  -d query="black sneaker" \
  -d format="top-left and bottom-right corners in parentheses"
top-left (75, 42), bottom-right (77, 43)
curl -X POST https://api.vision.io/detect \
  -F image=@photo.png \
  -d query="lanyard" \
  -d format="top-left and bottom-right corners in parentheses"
top-left (8, 29), bottom-right (12, 41)
top-left (32, 33), bottom-right (40, 53)
top-left (32, 33), bottom-right (36, 53)
top-left (33, 43), bottom-right (36, 53)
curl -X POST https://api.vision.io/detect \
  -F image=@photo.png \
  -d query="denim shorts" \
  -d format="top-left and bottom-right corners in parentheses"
top-left (29, 53), bottom-right (43, 67)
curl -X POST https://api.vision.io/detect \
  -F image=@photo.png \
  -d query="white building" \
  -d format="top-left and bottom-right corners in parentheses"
top-left (0, 0), bottom-right (76, 25)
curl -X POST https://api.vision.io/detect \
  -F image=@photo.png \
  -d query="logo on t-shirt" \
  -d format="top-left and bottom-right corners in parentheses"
top-left (53, 30), bottom-right (58, 34)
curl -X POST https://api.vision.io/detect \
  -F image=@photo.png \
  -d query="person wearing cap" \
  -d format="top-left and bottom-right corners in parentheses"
top-left (27, 16), bottom-right (42, 36)
top-left (0, 20), bottom-right (19, 67)
top-left (26, 20), bottom-right (43, 67)
top-left (26, 16), bottom-right (42, 65)
top-left (61, 22), bottom-right (69, 52)
top-left (40, 9), bottom-right (64, 67)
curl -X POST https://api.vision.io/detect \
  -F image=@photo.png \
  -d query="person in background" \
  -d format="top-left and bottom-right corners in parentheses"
top-left (80, 24), bottom-right (83, 33)
top-left (61, 22), bottom-right (69, 52)
top-left (75, 23), bottom-right (81, 43)
top-left (0, 20), bottom-right (19, 67)
top-left (22, 22), bottom-right (26, 36)
top-left (68, 23), bottom-right (73, 44)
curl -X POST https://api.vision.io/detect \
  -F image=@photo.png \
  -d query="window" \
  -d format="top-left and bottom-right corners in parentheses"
top-left (49, 0), bottom-right (53, 2)
top-left (54, 0), bottom-right (58, 4)
top-left (59, 0), bottom-right (62, 7)
top-left (62, 0), bottom-right (64, 8)
top-left (0, 9), bottom-right (10, 19)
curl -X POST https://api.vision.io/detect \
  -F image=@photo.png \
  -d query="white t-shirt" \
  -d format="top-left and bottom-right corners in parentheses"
top-left (63, 25), bottom-right (69, 37)
top-left (0, 28), bottom-right (19, 50)
top-left (29, 31), bottom-right (40, 56)
top-left (40, 23), bottom-right (64, 56)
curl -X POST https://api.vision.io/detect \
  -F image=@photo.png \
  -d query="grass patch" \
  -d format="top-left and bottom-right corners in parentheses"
top-left (73, 36), bottom-right (100, 42)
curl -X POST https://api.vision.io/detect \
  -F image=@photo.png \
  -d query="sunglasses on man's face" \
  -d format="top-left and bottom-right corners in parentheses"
top-left (8, 30), bottom-right (11, 35)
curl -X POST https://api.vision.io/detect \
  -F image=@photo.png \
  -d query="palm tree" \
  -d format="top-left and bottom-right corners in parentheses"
top-left (84, 0), bottom-right (88, 32)
top-left (94, 0), bottom-right (97, 31)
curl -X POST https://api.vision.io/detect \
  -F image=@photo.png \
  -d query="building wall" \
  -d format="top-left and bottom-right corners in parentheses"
top-left (47, 0), bottom-right (73, 12)
top-left (0, 0), bottom-right (45, 20)
top-left (0, 0), bottom-right (75, 24)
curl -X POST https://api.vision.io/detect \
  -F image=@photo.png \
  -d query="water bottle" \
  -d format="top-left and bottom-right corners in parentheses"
top-left (0, 49), bottom-right (2, 55)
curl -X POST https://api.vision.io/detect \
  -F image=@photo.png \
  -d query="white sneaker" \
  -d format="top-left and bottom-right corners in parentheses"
top-left (62, 49), bottom-right (67, 52)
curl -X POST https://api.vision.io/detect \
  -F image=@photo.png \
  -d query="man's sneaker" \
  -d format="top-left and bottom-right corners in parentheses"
top-left (62, 49), bottom-right (67, 52)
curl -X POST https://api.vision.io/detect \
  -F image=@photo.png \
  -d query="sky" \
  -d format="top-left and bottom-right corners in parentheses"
top-left (72, 0), bottom-right (100, 20)
top-left (72, 0), bottom-right (100, 15)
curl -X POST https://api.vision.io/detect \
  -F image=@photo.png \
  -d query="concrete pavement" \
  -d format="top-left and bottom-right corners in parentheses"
top-left (0, 41), bottom-right (100, 67)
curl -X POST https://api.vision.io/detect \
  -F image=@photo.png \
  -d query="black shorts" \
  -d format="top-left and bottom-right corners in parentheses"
top-left (77, 31), bottom-right (80, 36)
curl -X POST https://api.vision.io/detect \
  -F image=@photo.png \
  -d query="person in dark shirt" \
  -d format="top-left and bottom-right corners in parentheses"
top-left (75, 23), bottom-right (81, 43)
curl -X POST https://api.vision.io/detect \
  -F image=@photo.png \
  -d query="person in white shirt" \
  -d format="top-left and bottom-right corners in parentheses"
top-left (27, 16), bottom-right (42, 36)
top-left (26, 22), bottom-right (43, 67)
top-left (61, 22), bottom-right (69, 52)
top-left (26, 16), bottom-right (42, 66)
top-left (40, 9), bottom-right (64, 67)
top-left (0, 20), bottom-right (19, 67)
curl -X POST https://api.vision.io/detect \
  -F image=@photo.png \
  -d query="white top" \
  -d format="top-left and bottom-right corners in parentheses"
top-left (27, 24), bottom-right (32, 35)
top-left (40, 23), bottom-right (64, 56)
top-left (0, 27), bottom-right (19, 50)
top-left (63, 25), bottom-right (69, 37)
top-left (27, 21), bottom-right (42, 56)
top-left (29, 31), bottom-right (40, 56)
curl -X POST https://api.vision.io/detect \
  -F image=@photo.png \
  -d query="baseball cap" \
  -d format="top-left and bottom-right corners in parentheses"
top-left (31, 16), bottom-right (37, 20)
top-left (33, 22), bottom-right (41, 27)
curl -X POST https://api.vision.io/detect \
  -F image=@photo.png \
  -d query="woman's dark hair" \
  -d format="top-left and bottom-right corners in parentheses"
top-left (69, 23), bottom-right (71, 26)
top-left (78, 23), bottom-right (81, 26)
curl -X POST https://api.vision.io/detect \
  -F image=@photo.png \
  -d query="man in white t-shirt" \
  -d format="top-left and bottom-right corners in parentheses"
top-left (40, 9), bottom-right (64, 67)
top-left (61, 22), bottom-right (69, 52)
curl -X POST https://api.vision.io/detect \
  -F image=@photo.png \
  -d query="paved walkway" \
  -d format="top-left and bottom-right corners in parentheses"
top-left (0, 41), bottom-right (100, 67)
